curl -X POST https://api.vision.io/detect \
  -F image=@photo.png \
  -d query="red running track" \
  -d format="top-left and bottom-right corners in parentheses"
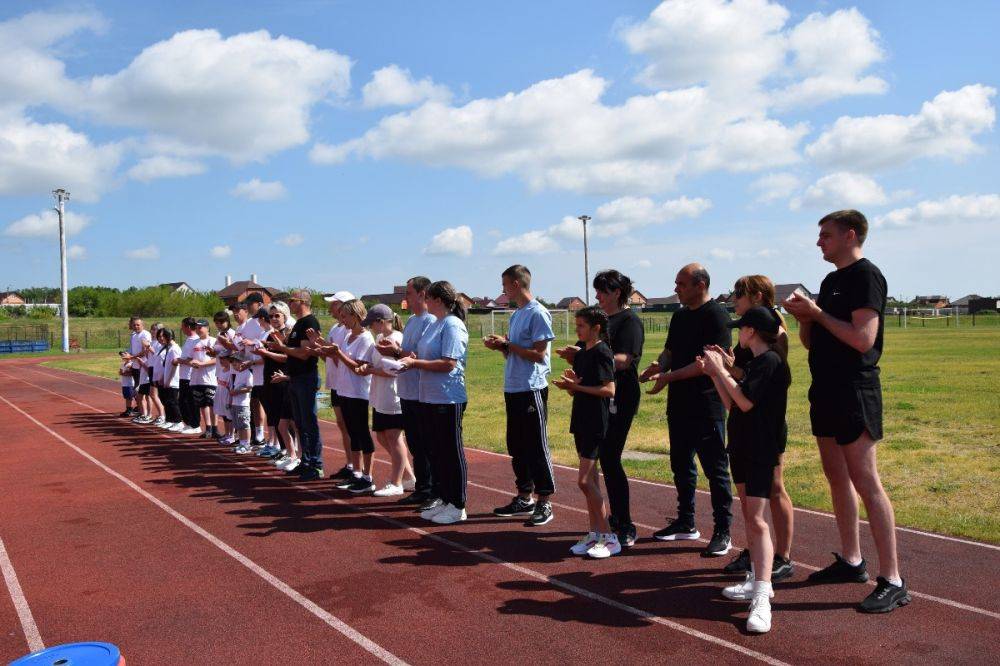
top-left (0, 358), bottom-right (997, 665)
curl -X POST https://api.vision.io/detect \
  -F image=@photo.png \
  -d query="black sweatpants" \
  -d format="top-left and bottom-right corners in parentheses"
top-left (601, 390), bottom-right (639, 527)
top-left (160, 386), bottom-right (183, 424)
top-left (668, 416), bottom-right (733, 531)
top-left (420, 402), bottom-right (467, 509)
top-left (504, 388), bottom-right (555, 497)
top-left (339, 396), bottom-right (374, 454)
top-left (401, 399), bottom-right (434, 496)
top-left (179, 379), bottom-right (198, 428)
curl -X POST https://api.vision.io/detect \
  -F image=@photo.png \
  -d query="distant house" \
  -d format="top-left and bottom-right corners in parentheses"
top-left (470, 297), bottom-right (498, 309)
top-left (159, 281), bottom-right (194, 294)
top-left (1, 292), bottom-right (26, 306)
top-left (216, 278), bottom-right (280, 307)
top-left (914, 295), bottom-right (949, 309)
top-left (644, 295), bottom-right (681, 312)
top-left (455, 292), bottom-right (476, 311)
top-left (494, 293), bottom-right (511, 309)
top-left (717, 283), bottom-right (813, 310)
top-left (556, 297), bottom-right (587, 311)
top-left (951, 294), bottom-right (998, 314)
top-left (629, 290), bottom-right (648, 308)
top-left (359, 285), bottom-right (408, 309)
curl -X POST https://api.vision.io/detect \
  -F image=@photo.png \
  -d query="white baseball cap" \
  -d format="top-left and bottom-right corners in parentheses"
top-left (323, 290), bottom-right (355, 303)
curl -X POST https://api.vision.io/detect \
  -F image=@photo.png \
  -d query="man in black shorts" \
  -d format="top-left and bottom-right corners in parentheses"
top-left (784, 209), bottom-right (909, 613)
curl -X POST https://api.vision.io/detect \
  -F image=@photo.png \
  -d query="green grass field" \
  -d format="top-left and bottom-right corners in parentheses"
top-left (30, 322), bottom-right (999, 544)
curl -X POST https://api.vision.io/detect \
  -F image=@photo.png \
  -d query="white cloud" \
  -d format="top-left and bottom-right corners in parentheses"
top-left (210, 245), bottom-right (231, 258)
top-left (0, 115), bottom-right (122, 202)
top-left (127, 156), bottom-right (206, 182)
top-left (313, 69), bottom-right (806, 196)
top-left (82, 29), bottom-right (352, 162)
top-left (492, 230), bottom-right (561, 256)
top-left (791, 172), bottom-right (889, 210)
top-left (424, 225), bottom-right (473, 257)
top-left (875, 194), bottom-right (1000, 228)
top-left (362, 64), bottom-right (452, 108)
top-left (125, 244), bottom-right (159, 260)
top-left (806, 85), bottom-right (997, 171)
top-left (750, 172), bottom-right (801, 204)
top-left (4, 209), bottom-right (91, 238)
top-left (277, 233), bottom-right (304, 247)
top-left (709, 247), bottom-right (735, 260)
top-left (231, 178), bottom-right (287, 201)
top-left (636, 259), bottom-right (653, 268)
top-left (66, 245), bottom-right (86, 259)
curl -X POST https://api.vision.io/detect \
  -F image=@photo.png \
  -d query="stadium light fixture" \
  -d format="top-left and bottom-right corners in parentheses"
top-left (578, 215), bottom-right (591, 305)
top-left (53, 188), bottom-right (70, 353)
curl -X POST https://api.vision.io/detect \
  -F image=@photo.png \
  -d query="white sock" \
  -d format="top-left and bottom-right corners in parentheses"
top-left (346, 463), bottom-right (354, 470)
top-left (845, 556), bottom-right (863, 566)
top-left (239, 439), bottom-right (248, 447)
top-left (887, 576), bottom-right (903, 587)
top-left (255, 427), bottom-right (265, 440)
top-left (754, 580), bottom-right (773, 597)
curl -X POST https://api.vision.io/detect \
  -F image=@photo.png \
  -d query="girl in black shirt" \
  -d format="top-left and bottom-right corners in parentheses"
top-left (554, 306), bottom-right (618, 559)
top-left (700, 306), bottom-right (791, 634)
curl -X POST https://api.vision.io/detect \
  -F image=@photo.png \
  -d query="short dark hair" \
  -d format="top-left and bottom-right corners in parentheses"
top-left (181, 316), bottom-right (198, 329)
top-left (501, 264), bottom-right (532, 289)
top-left (230, 301), bottom-right (248, 312)
top-left (690, 267), bottom-right (711, 289)
top-left (593, 269), bottom-right (634, 307)
top-left (407, 276), bottom-right (431, 293)
top-left (819, 209), bottom-right (868, 245)
top-left (575, 305), bottom-right (610, 344)
top-left (213, 310), bottom-right (231, 325)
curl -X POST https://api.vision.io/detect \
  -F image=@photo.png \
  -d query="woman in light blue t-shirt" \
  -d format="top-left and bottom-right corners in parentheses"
top-left (399, 280), bottom-right (469, 525)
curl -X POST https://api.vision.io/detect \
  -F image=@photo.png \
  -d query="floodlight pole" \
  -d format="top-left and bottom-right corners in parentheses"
top-left (53, 189), bottom-right (70, 353)
top-left (578, 215), bottom-right (591, 305)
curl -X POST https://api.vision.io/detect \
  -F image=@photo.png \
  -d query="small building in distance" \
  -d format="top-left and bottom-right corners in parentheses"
top-left (950, 294), bottom-right (998, 314)
top-left (644, 295), bottom-right (681, 312)
top-left (159, 281), bottom-right (194, 294)
top-left (359, 285), bottom-right (408, 309)
top-left (555, 296), bottom-right (587, 311)
top-left (1, 291), bottom-right (26, 306)
top-left (216, 274), bottom-right (279, 307)
top-left (629, 290), bottom-right (648, 308)
top-left (914, 295), bottom-right (949, 309)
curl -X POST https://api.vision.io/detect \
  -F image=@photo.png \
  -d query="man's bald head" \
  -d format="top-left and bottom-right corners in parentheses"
top-left (674, 263), bottom-right (711, 307)
top-left (679, 263), bottom-right (710, 289)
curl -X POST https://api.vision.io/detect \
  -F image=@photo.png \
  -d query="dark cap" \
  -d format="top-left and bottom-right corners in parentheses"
top-left (727, 306), bottom-right (779, 334)
top-left (244, 292), bottom-right (265, 305)
top-left (194, 318), bottom-right (210, 328)
top-left (362, 303), bottom-right (394, 326)
top-left (230, 301), bottom-right (248, 312)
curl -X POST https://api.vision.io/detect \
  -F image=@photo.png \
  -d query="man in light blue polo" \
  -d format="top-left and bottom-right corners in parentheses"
top-left (484, 264), bottom-right (557, 526)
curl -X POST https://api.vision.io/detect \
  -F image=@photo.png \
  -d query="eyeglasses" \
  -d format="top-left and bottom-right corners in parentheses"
top-left (269, 314), bottom-right (282, 318)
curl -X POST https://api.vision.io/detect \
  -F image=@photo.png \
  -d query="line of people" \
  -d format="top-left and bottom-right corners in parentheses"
top-left (114, 209), bottom-right (908, 636)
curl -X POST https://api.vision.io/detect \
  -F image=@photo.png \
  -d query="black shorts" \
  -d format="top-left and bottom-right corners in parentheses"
top-left (729, 455), bottom-right (776, 499)
top-left (130, 368), bottom-right (141, 386)
top-left (251, 385), bottom-right (265, 401)
top-left (191, 385), bottom-right (217, 408)
top-left (137, 382), bottom-right (151, 396)
top-left (573, 433), bottom-right (601, 461)
top-left (339, 396), bottom-right (374, 453)
top-left (264, 382), bottom-right (291, 427)
top-left (809, 380), bottom-right (883, 445)
top-left (329, 389), bottom-right (341, 408)
top-left (372, 409), bottom-right (404, 432)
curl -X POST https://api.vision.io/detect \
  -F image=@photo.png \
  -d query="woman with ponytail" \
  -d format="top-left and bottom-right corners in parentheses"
top-left (398, 280), bottom-right (469, 525)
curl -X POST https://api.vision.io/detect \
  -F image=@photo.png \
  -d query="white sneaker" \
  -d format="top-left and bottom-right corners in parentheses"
top-left (181, 427), bottom-right (201, 435)
top-left (747, 594), bottom-right (772, 633)
top-left (373, 483), bottom-right (404, 497)
top-left (158, 421), bottom-right (175, 430)
top-left (587, 534), bottom-right (622, 559)
top-left (273, 455), bottom-right (290, 468)
top-left (152, 417), bottom-right (165, 426)
top-left (420, 502), bottom-right (449, 520)
top-left (234, 444), bottom-right (251, 454)
top-left (570, 532), bottom-right (600, 556)
top-left (723, 572), bottom-right (774, 601)
top-left (168, 423), bottom-right (186, 432)
top-left (431, 504), bottom-right (467, 524)
top-left (402, 477), bottom-right (416, 492)
top-left (284, 458), bottom-right (301, 472)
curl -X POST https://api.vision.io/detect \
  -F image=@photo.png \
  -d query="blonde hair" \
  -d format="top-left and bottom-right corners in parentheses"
top-left (340, 299), bottom-right (367, 324)
top-left (733, 275), bottom-right (787, 330)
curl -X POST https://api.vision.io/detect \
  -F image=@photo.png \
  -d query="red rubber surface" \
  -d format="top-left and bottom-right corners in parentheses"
top-left (1, 358), bottom-right (997, 665)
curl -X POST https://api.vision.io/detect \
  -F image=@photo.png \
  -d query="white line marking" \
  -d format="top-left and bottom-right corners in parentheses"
top-left (23, 366), bottom-right (1000, 621)
top-left (0, 535), bottom-right (44, 653)
top-left (0, 391), bottom-right (408, 666)
top-left (4, 373), bottom-right (793, 664)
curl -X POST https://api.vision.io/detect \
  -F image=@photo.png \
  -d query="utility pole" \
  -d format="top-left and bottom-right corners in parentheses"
top-left (578, 215), bottom-right (591, 305)
top-left (53, 189), bottom-right (70, 353)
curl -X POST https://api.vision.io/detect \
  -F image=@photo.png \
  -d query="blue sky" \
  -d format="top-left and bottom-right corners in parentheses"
top-left (1, 0), bottom-right (998, 302)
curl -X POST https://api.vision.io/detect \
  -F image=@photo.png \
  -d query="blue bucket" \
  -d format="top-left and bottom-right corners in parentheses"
top-left (10, 642), bottom-right (123, 666)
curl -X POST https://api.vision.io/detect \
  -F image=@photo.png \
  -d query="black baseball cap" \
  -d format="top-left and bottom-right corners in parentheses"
top-left (727, 306), bottom-right (779, 334)
top-left (244, 292), bottom-right (265, 305)
top-left (194, 318), bottom-right (210, 328)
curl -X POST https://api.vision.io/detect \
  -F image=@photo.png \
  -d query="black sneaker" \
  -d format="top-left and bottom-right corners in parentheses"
top-left (618, 522), bottom-right (638, 548)
top-left (418, 497), bottom-right (443, 513)
top-left (332, 465), bottom-right (354, 481)
top-left (702, 529), bottom-right (732, 557)
top-left (859, 577), bottom-right (910, 613)
top-left (652, 519), bottom-right (700, 541)
top-left (298, 466), bottom-right (325, 481)
top-left (724, 548), bottom-right (751, 574)
top-left (525, 501), bottom-right (553, 526)
top-left (808, 553), bottom-right (869, 584)
top-left (397, 491), bottom-right (430, 505)
top-left (772, 555), bottom-right (795, 582)
top-left (119, 409), bottom-right (132, 417)
top-left (334, 476), bottom-right (358, 490)
top-left (347, 476), bottom-right (375, 494)
top-left (493, 496), bottom-right (536, 517)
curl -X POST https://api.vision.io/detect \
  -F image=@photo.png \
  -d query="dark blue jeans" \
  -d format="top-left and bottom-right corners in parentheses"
top-left (668, 416), bottom-right (732, 532)
top-left (289, 372), bottom-right (323, 469)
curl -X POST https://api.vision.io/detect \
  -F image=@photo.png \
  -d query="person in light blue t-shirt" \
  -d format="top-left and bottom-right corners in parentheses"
top-left (484, 264), bottom-right (557, 527)
top-left (399, 280), bottom-right (469, 526)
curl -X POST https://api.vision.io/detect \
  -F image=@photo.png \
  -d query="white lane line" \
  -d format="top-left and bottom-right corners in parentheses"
top-left (0, 535), bottom-right (44, 653)
top-left (41, 364), bottom-right (1000, 552)
top-left (26, 366), bottom-right (1000, 621)
top-left (7, 373), bottom-right (793, 665)
top-left (0, 392), bottom-right (408, 666)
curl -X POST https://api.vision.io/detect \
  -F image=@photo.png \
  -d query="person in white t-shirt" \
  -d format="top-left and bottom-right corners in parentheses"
top-left (177, 317), bottom-right (202, 434)
top-left (357, 304), bottom-right (416, 497)
top-left (118, 357), bottom-right (136, 417)
top-left (216, 354), bottom-right (234, 445)
top-left (182, 318), bottom-right (218, 437)
top-left (226, 301), bottom-right (270, 446)
top-left (157, 327), bottom-right (184, 430)
top-left (146, 322), bottom-right (166, 426)
top-left (124, 318), bottom-right (153, 422)
top-left (317, 291), bottom-right (355, 479)
top-left (230, 353), bottom-right (255, 454)
top-left (211, 311), bottom-right (237, 441)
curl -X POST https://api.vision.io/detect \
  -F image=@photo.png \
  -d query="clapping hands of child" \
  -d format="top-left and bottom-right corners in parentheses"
top-left (553, 368), bottom-right (579, 393)
top-left (271, 369), bottom-right (289, 384)
top-left (555, 345), bottom-right (579, 362)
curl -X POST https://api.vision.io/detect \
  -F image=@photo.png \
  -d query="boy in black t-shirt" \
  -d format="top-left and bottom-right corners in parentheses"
top-left (784, 209), bottom-right (909, 614)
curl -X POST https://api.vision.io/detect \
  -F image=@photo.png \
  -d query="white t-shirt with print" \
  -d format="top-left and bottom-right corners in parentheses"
top-left (130, 329), bottom-right (151, 356)
top-left (230, 367), bottom-right (253, 408)
top-left (324, 324), bottom-right (348, 390)
top-left (365, 330), bottom-right (403, 415)
top-left (236, 318), bottom-right (268, 385)
top-left (161, 342), bottom-right (182, 389)
top-left (336, 329), bottom-right (375, 400)
top-left (179, 334), bottom-right (198, 381)
top-left (189, 336), bottom-right (218, 386)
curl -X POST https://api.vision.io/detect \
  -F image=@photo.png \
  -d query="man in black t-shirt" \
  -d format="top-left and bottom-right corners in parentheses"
top-left (268, 289), bottom-right (325, 480)
top-left (784, 209), bottom-right (909, 614)
top-left (642, 263), bottom-right (733, 556)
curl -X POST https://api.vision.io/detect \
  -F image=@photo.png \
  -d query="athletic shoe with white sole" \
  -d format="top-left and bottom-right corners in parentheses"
top-left (747, 594), bottom-right (772, 633)
top-left (273, 455), bottom-right (290, 468)
top-left (168, 423), bottom-right (186, 432)
top-left (152, 417), bottom-right (165, 426)
top-left (282, 459), bottom-right (301, 473)
top-left (431, 504), bottom-right (467, 524)
top-left (348, 476), bottom-right (376, 494)
top-left (420, 502), bottom-right (449, 521)
top-left (373, 483), bottom-right (404, 497)
top-left (335, 476), bottom-right (359, 490)
top-left (493, 496), bottom-right (536, 517)
top-left (723, 572), bottom-right (774, 601)
top-left (858, 577), bottom-right (911, 614)
top-left (570, 532), bottom-right (600, 556)
top-left (181, 427), bottom-right (201, 435)
top-left (525, 501), bottom-right (553, 527)
top-left (587, 534), bottom-right (622, 559)
top-left (402, 478), bottom-right (416, 492)
top-left (652, 519), bottom-right (700, 541)
top-left (234, 444), bottom-right (252, 454)
top-left (703, 530), bottom-right (732, 557)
